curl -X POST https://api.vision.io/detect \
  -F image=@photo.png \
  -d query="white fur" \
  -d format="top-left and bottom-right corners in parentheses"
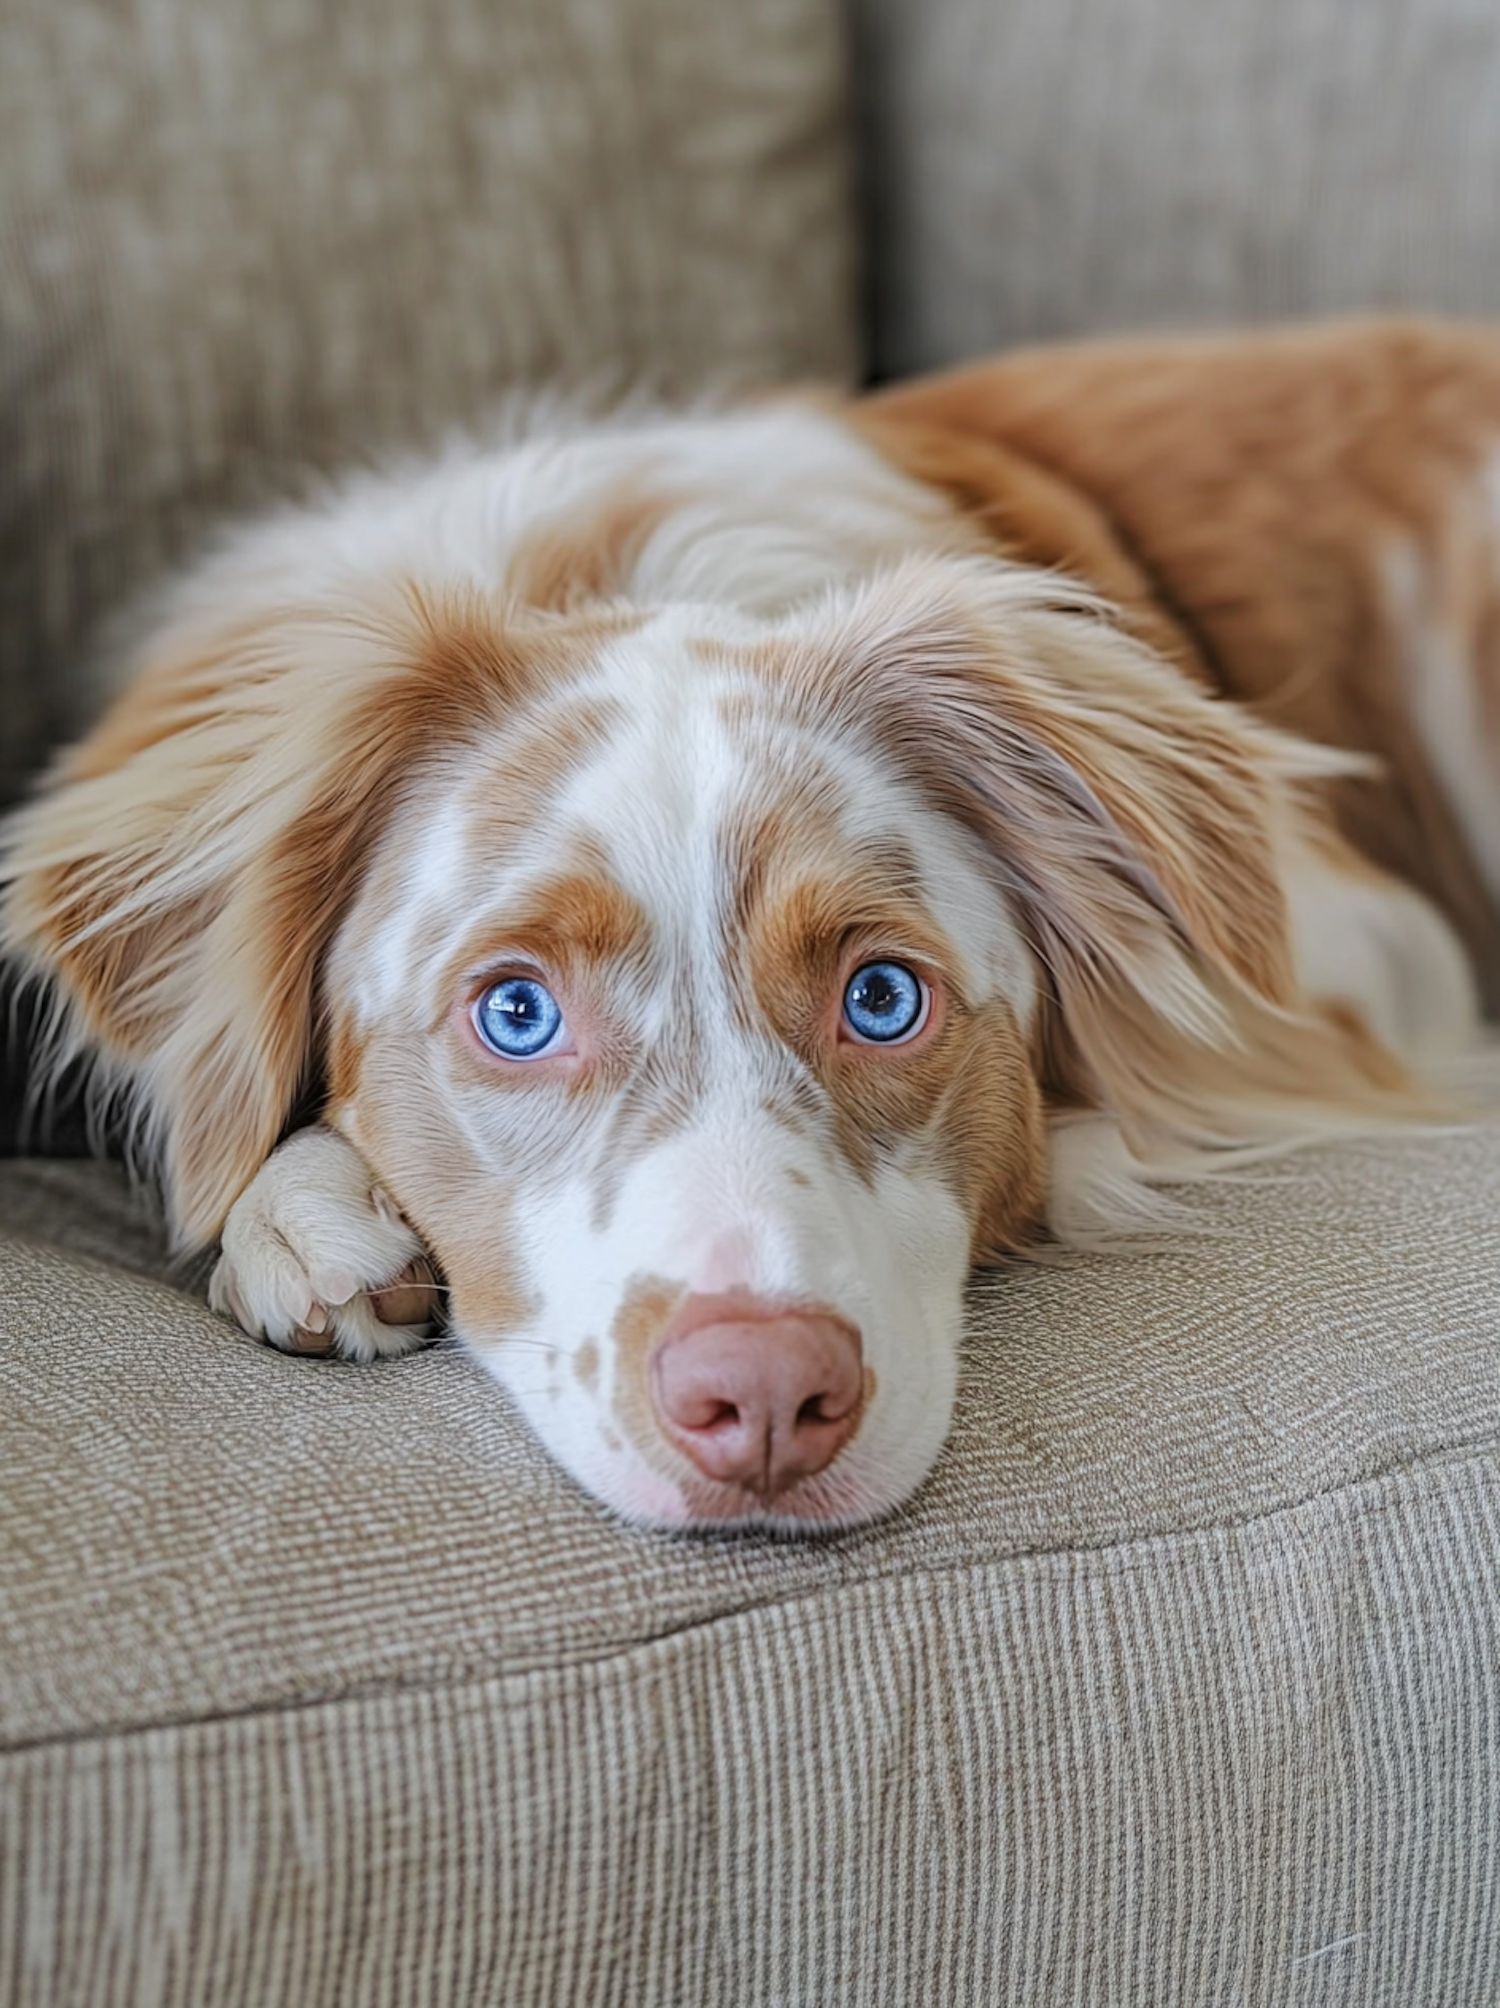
top-left (210, 1126), bottom-right (431, 1364)
top-left (1283, 833), bottom-right (1478, 1061)
top-left (138, 403), bottom-right (969, 646)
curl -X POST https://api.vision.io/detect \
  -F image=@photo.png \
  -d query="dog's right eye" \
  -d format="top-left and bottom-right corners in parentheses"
top-left (473, 978), bottom-right (566, 1059)
top-left (842, 961), bottom-right (929, 1044)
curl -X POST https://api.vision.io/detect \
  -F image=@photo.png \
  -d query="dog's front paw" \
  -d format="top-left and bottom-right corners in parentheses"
top-left (209, 1126), bottom-right (439, 1362)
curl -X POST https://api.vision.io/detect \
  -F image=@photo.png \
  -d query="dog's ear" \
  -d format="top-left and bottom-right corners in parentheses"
top-left (796, 558), bottom-right (1403, 1155)
top-left (0, 575), bottom-right (543, 1249)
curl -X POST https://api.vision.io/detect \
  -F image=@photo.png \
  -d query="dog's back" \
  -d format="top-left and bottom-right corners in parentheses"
top-left (868, 318), bottom-right (1500, 1004)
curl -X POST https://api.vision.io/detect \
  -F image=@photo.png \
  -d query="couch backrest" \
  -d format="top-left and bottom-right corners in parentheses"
top-left (856, 0), bottom-right (1500, 379)
top-left (0, 0), bottom-right (857, 802)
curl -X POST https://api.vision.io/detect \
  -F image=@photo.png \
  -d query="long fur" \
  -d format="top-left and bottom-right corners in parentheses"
top-left (3, 322), bottom-right (1497, 1527)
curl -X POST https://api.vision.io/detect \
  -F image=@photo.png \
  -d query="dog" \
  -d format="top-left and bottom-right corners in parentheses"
top-left (4, 316), bottom-right (1498, 1533)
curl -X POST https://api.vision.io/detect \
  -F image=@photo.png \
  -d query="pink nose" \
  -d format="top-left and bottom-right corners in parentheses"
top-left (651, 1294), bottom-right (864, 1499)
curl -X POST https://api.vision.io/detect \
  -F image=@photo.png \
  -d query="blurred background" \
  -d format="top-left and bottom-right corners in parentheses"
top-left (854, 0), bottom-right (1500, 377)
top-left (7, 0), bottom-right (1500, 797)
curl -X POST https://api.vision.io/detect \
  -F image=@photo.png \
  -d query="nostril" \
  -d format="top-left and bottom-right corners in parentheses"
top-left (671, 1389), bottom-right (745, 1432)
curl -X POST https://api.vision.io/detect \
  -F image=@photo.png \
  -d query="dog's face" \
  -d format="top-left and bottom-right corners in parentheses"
top-left (325, 601), bottom-right (1046, 1529)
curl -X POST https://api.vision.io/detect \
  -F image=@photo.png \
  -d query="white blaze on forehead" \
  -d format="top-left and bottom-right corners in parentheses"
top-left (540, 612), bottom-right (1039, 1024)
top-left (337, 603), bottom-right (1038, 1044)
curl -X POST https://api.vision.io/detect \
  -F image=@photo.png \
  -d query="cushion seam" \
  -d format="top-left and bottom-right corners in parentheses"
top-left (4, 1433), bottom-right (1497, 1759)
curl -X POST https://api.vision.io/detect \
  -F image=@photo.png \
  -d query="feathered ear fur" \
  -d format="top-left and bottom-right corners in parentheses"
top-left (790, 557), bottom-right (1424, 1203)
top-left (0, 572), bottom-right (570, 1250)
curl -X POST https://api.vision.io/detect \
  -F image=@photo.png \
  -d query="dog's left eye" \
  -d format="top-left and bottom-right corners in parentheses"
top-left (842, 961), bottom-right (929, 1044)
top-left (473, 978), bottom-right (566, 1059)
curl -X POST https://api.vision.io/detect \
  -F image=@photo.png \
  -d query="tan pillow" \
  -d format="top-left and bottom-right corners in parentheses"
top-left (859, 0), bottom-right (1500, 375)
top-left (0, 0), bottom-right (857, 800)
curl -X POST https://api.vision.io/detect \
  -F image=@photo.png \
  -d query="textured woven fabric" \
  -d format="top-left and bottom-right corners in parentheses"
top-left (855, 0), bottom-right (1500, 377)
top-left (0, 0), bottom-right (857, 801)
top-left (4, 1135), bottom-right (1500, 2001)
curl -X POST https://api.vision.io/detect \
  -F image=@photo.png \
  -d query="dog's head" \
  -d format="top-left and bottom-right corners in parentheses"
top-left (2, 430), bottom-right (1396, 1530)
top-left (320, 575), bottom-right (1062, 1529)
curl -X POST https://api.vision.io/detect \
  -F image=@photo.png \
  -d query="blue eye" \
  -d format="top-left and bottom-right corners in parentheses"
top-left (474, 977), bottom-right (565, 1059)
top-left (842, 962), bottom-right (928, 1044)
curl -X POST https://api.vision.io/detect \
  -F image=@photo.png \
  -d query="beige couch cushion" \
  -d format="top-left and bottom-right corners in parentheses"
top-left (857, 0), bottom-right (1500, 375)
top-left (4, 1133), bottom-right (1499, 2003)
top-left (0, 0), bottom-right (856, 801)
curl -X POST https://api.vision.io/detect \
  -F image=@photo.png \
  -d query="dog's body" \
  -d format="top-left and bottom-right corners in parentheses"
top-left (5, 317), bottom-right (1500, 1530)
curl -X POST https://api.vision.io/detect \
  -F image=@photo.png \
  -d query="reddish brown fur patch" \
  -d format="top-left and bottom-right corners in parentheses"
top-left (11, 584), bottom-right (640, 1245)
top-left (325, 1016), bottom-right (365, 1111)
top-left (710, 713), bottom-right (1053, 1241)
top-left (726, 596), bottom-right (1302, 1015)
top-left (347, 1077), bottom-right (538, 1342)
top-left (868, 319), bottom-right (1500, 1007)
top-left (328, 696), bottom-right (632, 1112)
top-left (928, 998), bottom-right (1047, 1260)
top-left (438, 863), bottom-right (655, 1006)
top-left (439, 1255), bottom-right (534, 1342)
top-left (850, 408), bottom-right (1205, 681)
top-left (740, 548), bottom-right (1440, 1157)
top-left (611, 1274), bottom-right (694, 1481)
top-left (742, 861), bottom-right (1047, 1247)
top-left (170, 599), bottom-right (582, 1230)
top-left (33, 864), bottom-right (216, 1053)
top-left (985, 663), bottom-right (1301, 1008)
top-left (57, 617), bottom-right (288, 784)
top-left (508, 493), bottom-right (671, 613)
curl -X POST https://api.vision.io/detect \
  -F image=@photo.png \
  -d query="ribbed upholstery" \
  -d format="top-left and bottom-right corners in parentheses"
top-left (0, 0), bottom-right (856, 799)
top-left (5, 1472), bottom-right (1499, 2007)
top-left (5, 1134), bottom-right (1500, 2002)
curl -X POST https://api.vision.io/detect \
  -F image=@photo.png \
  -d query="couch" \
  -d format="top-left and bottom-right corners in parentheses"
top-left (4, 1), bottom-right (1500, 2001)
